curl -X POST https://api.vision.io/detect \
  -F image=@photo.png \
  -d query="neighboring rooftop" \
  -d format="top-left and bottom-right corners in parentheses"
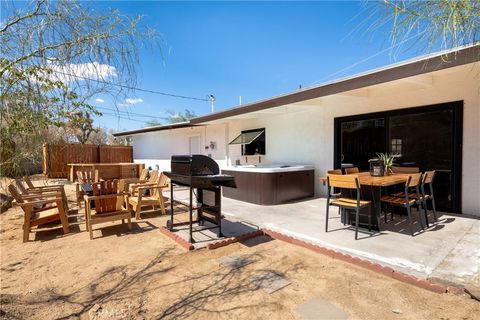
top-left (114, 43), bottom-right (480, 136)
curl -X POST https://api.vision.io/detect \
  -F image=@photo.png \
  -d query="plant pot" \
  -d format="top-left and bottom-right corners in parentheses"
top-left (369, 159), bottom-right (384, 177)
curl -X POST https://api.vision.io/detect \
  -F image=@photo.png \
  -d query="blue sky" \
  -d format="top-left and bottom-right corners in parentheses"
top-left (4, 1), bottom-right (429, 131)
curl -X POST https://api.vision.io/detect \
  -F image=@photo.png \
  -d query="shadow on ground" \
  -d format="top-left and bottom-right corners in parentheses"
top-left (1, 248), bottom-right (306, 319)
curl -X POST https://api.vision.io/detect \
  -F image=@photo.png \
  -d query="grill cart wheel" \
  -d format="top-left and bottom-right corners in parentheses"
top-left (166, 219), bottom-right (172, 230)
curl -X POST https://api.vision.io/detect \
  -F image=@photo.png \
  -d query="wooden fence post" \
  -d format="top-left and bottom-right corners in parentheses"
top-left (42, 144), bottom-right (49, 177)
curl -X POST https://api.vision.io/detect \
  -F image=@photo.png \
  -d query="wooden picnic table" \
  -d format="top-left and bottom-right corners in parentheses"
top-left (321, 173), bottom-right (410, 230)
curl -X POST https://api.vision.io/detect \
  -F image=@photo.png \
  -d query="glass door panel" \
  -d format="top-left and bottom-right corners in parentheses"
top-left (390, 109), bottom-right (454, 211)
top-left (335, 101), bottom-right (462, 213)
top-left (341, 118), bottom-right (386, 170)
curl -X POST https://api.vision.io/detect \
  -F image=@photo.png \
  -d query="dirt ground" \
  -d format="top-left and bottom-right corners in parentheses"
top-left (1, 176), bottom-right (479, 320)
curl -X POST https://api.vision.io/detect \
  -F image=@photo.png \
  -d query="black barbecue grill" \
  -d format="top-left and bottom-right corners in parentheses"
top-left (164, 155), bottom-right (236, 243)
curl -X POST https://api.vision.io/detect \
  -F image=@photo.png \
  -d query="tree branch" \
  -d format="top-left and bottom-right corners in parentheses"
top-left (0, 0), bottom-right (46, 33)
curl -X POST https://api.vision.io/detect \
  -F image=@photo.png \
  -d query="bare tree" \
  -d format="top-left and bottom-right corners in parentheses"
top-left (0, 0), bottom-right (160, 176)
top-left (88, 127), bottom-right (109, 145)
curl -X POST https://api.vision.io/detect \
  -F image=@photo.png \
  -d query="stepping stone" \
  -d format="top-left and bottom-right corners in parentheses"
top-left (295, 298), bottom-right (348, 320)
top-left (250, 271), bottom-right (290, 294)
top-left (218, 254), bottom-right (253, 270)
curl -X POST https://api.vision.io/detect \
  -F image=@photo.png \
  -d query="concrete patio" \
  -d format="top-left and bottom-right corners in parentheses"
top-left (172, 190), bottom-right (479, 291)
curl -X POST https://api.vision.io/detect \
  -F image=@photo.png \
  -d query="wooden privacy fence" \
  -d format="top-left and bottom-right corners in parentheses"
top-left (43, 144), bottom-right (133, 178)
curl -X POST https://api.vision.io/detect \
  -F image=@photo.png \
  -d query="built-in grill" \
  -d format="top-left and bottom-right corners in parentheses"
top-left (164, 155), bottom-right (236, 243)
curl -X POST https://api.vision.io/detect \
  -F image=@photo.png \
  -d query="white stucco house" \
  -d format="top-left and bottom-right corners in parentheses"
top-left (114, 44), bottom-right (480, 216)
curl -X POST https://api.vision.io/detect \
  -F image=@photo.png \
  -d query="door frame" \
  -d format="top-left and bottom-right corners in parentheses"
top-left (333, 100), bottom-right (463, 213)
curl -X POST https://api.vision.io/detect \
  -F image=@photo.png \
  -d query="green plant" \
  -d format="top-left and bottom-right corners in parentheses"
top-left (363, 0), bottom-right (480, 56)
top-left (376, 152), bottom-right (396, 173)
top-left (0, 0), bottom-right (160, 177)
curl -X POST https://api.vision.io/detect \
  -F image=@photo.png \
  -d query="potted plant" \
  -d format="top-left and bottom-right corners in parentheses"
top-left (376, 152), bottom-right (396, 175)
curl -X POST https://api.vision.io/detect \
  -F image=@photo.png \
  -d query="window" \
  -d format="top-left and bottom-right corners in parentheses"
top-left (391, 138), bottom-right (402, 155)
top-left (229, 128), bottom-right (266, 155)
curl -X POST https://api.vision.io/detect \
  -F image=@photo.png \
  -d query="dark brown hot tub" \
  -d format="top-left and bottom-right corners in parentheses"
top-left (222, 165), bottom-right (314, 205)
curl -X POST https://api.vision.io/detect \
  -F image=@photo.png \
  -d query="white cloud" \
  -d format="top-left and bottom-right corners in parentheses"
top-left (125, 98), bottom-right (143, 105)
top-left (95, 98), bottom-right (105, 103)
top-left (42, 61), bottom-right (117, 84)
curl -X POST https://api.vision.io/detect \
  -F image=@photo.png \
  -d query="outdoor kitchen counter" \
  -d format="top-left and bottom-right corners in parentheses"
top-left (221, 165), bottom-right (315, 205)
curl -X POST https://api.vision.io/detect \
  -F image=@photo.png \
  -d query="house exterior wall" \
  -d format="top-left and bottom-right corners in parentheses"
top-left (132, 126), bottom-right (201, 171)
top-left (130, 64), bottom-right (479, 215)
top-left (222, 66), bottom-right (479, 215)
top-left (131, 125), bottom-right (228, 171)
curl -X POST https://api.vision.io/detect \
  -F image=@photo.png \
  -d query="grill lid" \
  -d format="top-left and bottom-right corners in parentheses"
top-left (171, 154), bottom-right (219, 176)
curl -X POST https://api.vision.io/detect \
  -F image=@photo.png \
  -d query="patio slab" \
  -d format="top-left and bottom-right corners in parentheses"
top-left (218, 254), bottom-right (255, 270)
top-left (167, 213), bottom-right (259, 250)
top-left (173, 190), bottom-right (480, 289)
top-left (428, 222), bottom-right (480, 288)
top-left (250, 271), bottom-right (290, 294)
top-left (295, 298), bottom-right (348, 320)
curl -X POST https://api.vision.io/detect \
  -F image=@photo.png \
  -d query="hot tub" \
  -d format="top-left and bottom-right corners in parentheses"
top-left (221, 164), bottom-right (314, 205)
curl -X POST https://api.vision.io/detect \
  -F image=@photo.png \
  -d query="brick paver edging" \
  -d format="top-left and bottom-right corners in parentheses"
top-left (159, 226), bottom-right (194, 250)
top-left (261, 228), bottom-right (446, 294)
top-left (207, 230), bottom-right (265, 250)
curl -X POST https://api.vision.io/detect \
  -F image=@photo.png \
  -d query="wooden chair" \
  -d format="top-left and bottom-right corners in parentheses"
top-left (421, 171), bottom-right (438, 224)
top-left (15, 179), bottom-right (52, 211)
top-left (391, 171), bottom-right (438, 228)
top-left (117, 168), bottom-right (149, 191)
top-left (76, 169), bottom-right (99, 208)
top-left (84, 180), bottom-right (132, 240)
top-left (325, 169), bottom-right (343, 195)
top-left (23, 176), bottom-right (36, 189)
top-left (8, 184), bottom-right (69, 242)
top-left (129, 170), bottom-right (159, 196)
top-left (128, 172), bottom-right (168, 220)
top-left (326, 174), bottom-right (372, 240)
top-left (327, 169), bottom-right (342, 175)
top-left (380, 173), bottom-right (425, 236)
top-left (22, 177), bottom-right (69, 212)
top-left (138, 168), bottom-right (148, 181)
top-left (344, 167), bottom-right (359, 174)
top-left (391, 166), bottom-right (420, 174)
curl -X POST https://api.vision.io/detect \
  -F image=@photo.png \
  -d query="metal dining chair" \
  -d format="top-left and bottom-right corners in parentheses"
top-left (326, 174), bottom-right (372, 240)
top-left (381, 173), bottom-right (425, 236)
top-left (391, 166), bottom-right (420, 173)
top-left (421, 171), bottom-right (438, 225)
top-left (344, 167), bottom-right (359, 174)
top-left (390, 171), bottom-right (438, 228)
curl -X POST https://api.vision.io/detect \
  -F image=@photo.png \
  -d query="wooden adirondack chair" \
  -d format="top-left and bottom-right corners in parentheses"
top-left (117, 168), bottom-right (149, 194)
top-left (15, 179), bottom-right (53, 211)
top-left (9, 184), bottom-right (69, 242)
top-left (128, 172), bottom-right (169, 220)
top-left (129, 168), bottom-right (149, 184)
top-left (21, 177), bottom-right (69, 212)
top-left (84, 180), bottom-right (132, 240)
top-left (129, 170), bottom-right (159, 196)
top-left (76, 169), bottom-right (99, 208)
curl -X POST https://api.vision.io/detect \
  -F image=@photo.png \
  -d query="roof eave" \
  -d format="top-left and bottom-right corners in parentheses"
top-left (112, 122), bottom-right (196, 137)
top-left (190, 44), bottom-right (480, 124)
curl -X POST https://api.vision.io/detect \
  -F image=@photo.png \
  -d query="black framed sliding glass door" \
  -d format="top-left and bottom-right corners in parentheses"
top-left (334, 101), bottom-right (463, 213)
top-left (340, 118), bottom-right (386, 171)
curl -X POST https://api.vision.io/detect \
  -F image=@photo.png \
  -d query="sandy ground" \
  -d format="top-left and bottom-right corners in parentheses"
top-left (1, 177), bottom-right (479, 320)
